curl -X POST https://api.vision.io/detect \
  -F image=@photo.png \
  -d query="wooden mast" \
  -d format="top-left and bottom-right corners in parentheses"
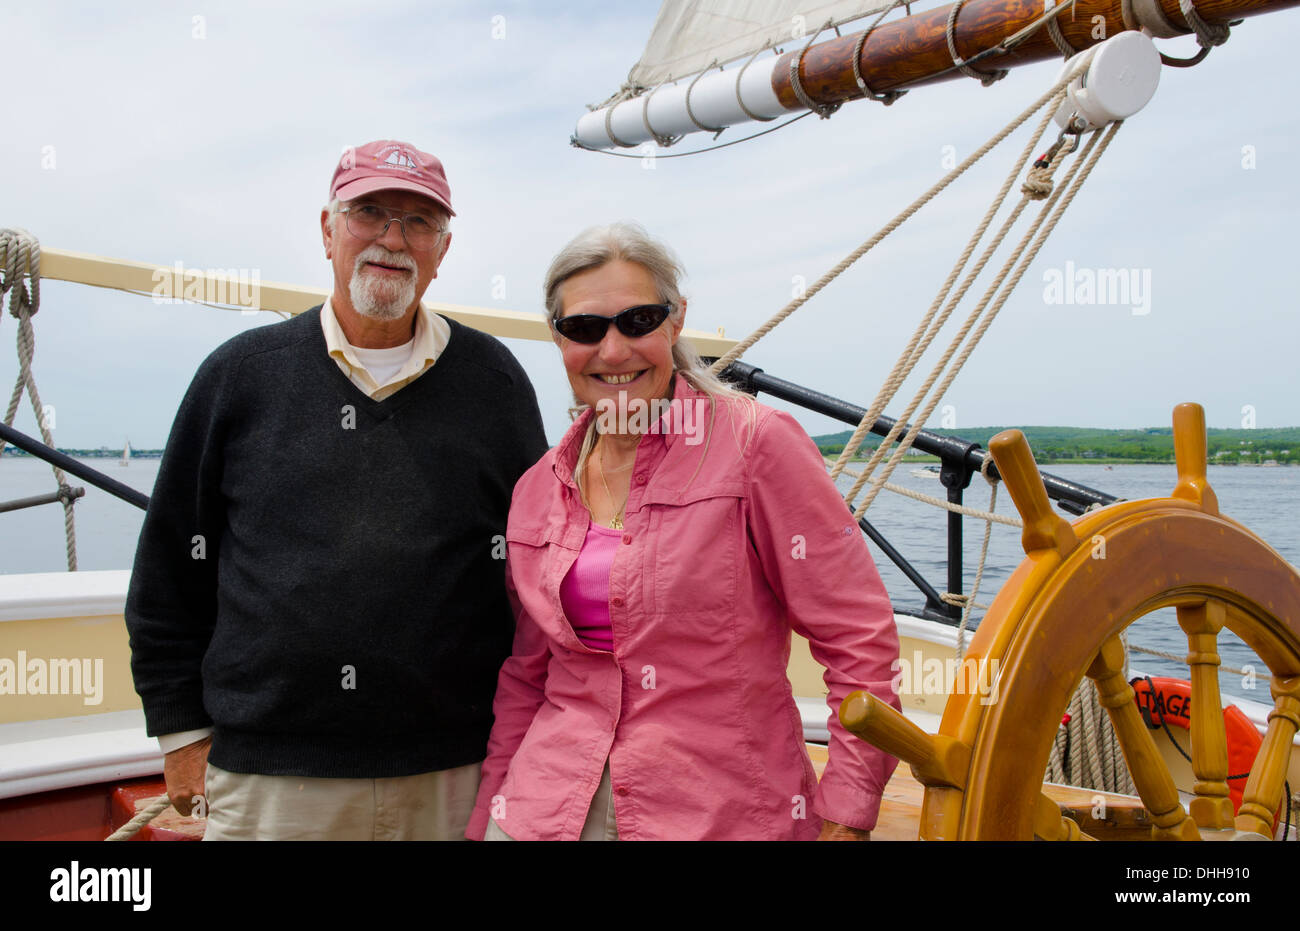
top-left (774, 0), bottom-right (1300, 109)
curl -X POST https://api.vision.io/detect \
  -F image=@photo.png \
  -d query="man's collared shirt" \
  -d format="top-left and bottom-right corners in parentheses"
top-left (321, 297), bottom-right (451, 400)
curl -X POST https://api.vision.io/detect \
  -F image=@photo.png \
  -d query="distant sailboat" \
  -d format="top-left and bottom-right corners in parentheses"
top-left (119, 438), bottom-right (130, 467)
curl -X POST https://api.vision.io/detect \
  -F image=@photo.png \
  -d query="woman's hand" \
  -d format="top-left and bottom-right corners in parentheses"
top-left (818, 820), bottom-right (871, 841)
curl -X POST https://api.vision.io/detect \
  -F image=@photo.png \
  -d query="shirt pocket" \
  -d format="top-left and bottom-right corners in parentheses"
top-left (641, 483), bottom-right (745, 617)
top-left (506, 522), bottom-right (585, 649)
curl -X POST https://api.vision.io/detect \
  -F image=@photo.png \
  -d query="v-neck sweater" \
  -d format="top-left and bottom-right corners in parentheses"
top-left (125, 307), bottom-right (548, 777)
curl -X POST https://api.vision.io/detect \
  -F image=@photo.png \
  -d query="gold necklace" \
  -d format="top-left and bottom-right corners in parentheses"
top-left (598, 440), bottom-right (636, 530)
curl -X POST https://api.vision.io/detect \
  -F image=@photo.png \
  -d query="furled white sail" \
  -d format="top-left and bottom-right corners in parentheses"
top-left (628, 0), bottom-right (897, 88)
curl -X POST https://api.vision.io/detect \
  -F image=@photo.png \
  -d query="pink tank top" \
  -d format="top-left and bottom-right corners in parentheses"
top-left (559, 521), bottom-right (620, 652)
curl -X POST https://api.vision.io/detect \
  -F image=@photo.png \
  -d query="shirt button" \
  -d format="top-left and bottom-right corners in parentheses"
top-left (621, 534), bottom-right (632, 545)
top-left (611, 596), bottom-right (624, 607)
top-left (615, 785), bottom-right (630, 796)
top-left (634, 475), bottom-right (646, 485)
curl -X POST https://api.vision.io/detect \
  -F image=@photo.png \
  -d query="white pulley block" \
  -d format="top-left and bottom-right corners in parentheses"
top-left (1052, 30), bottom-right (1162, 131)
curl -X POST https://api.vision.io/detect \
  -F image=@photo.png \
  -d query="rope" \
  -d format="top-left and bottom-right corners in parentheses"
top-left (1045, 0), bottom-right (1078, 59)
top-left (851, 1), bottom-right (909, 105)
top-left (845, 122), bottom-right (1119, 521)
top-left (1179, 0), bottom-right (1231, 47)
top-left (685, 61), bottom-right (727, 134)
top-left (735, 47), bottom-right (778, 123)
top-left (831, 459), bottom-right (1020, 525)
top-left (641, 85), bottom-right (682, 148)
top-left (956, 460), bottom-right (1002, 661)
top-left (104, 794), bottom-right (172, 841)
top-left (0, 229), bottom-right (77, 570)
top-left (573, 111), bottom-right (813, 159)
top-left (1125, 0), bottom-right (1235, 67)
top-left (834, 129), bottom-right (1071, 502)
top-left (946, 0), bottom-right (1009, 85)
top-left (828, 99), bottom-right (1067, 484)
top-left (1127, 642), bottom-right (1252, 678)
top-left (603, 104), bottom-right (637, 149)
top-left (1046, 677), bottom-right (1138, 797)
top-left (789, 21), bottom-right (842, 118)
top-left (709, 75), bottom-right (1075, 374)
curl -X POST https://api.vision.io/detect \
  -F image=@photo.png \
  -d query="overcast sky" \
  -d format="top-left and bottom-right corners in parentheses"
top-left (3, 0), bottom-right (1297, 450)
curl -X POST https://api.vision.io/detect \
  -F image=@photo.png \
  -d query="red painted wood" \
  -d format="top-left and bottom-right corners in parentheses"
top-left (0, 777), bottom-right (201, 841)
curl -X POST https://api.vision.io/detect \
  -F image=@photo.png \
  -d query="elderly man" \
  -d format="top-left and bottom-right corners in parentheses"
top-left (125, 140), bottom-right (547, 840)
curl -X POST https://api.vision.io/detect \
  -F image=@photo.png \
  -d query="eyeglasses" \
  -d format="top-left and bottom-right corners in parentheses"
top-left (552, 304), bottom-right (673, 344)
top-left (339, 203), bottom-right (447, 250)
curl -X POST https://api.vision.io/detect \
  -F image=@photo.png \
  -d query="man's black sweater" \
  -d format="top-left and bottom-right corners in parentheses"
top-left (125, 308), bottom-right (548, 777)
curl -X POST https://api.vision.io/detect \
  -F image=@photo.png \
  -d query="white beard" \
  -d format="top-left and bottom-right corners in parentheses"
top-left (350, 246), bottom-right (417, 320)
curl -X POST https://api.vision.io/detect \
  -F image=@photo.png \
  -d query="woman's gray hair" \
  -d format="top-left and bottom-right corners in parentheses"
top-left (543, 222), bottom-right (747, 404)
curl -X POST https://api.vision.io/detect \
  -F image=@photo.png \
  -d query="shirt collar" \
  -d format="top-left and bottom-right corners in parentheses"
top-left (550, 374), bottom-right (709, 486)
top-left (320, 296), bottom-right (449, 387)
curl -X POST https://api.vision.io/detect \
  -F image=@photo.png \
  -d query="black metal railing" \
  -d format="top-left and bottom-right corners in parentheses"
top-left (722, 361), bottom-right (1119, 623)
top-left (0, 422), bottom-right (148, 511)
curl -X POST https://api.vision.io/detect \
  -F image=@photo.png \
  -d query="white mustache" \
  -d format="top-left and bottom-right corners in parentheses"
top-left (355, 246), bottom-right (416, 274)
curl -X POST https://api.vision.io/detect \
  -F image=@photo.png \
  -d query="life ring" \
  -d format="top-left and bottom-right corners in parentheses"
top-left (1131, 675), bottom-right (1271, 825)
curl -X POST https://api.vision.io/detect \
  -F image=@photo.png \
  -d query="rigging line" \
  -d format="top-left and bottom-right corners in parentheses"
top-left (571, 111), bottom-right (814, 159)
top-left (710, 73), bottom-right (1076, 375)
top-left (848, 124), bottom-right (1118, 518)
top-left (828, 96), bottom-right (1066, 479)
top-left (888, 0), bottom-right (1081, 93)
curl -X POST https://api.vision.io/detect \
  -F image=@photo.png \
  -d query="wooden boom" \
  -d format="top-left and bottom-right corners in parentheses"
top-left (774, 0), bottom-right (1300, 109)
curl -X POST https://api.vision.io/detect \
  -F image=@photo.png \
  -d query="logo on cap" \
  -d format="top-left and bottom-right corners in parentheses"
top-left (329, 139), bottom-right (455, 216)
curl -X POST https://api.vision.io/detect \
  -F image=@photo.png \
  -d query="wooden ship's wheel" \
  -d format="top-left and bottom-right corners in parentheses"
top-left (843, 403), bottom-right (1300, 840)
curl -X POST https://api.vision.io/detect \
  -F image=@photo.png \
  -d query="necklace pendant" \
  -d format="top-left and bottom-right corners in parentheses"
top-left (610, 515), bottom-right (624, 530)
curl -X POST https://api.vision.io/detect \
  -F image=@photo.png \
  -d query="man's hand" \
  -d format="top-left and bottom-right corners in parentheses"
top-left (818, 820), bottom-right (871, 841)
top-left (163, 736), bottom-right (212, 816)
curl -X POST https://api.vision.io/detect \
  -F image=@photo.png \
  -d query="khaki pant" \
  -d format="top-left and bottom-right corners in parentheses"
top-left (202, 761), bottom-right (481, 841)
top-left (485, 762), bottom-right (619, 841)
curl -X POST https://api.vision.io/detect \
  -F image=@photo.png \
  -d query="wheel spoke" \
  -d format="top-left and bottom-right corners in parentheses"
top-left (1033, 792), bottom-right (1091, 840)
top-left (1088, 636), bottom-right (1199, 840)
top-left (1234, 675), bottom-right (1300, 837)
top-left (1175, 600), bottom-right (1234, 829)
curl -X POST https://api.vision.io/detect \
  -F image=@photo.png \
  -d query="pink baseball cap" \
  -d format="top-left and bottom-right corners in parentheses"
top-left (329, 140), bottom-right (455, 216)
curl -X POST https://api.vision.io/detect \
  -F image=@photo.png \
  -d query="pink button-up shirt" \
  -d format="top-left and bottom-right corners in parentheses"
top-left (466, 378), bottom-right (900, 840)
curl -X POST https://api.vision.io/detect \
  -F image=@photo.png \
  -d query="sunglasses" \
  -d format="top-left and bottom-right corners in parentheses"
top-left (553, 303), bottom-right (673, 344)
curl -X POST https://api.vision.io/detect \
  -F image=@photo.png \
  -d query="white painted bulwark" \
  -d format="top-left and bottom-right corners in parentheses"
top-left (0, 570), bottom-right (129, 624)
top-left (0, 710), bottom-right (160, 799)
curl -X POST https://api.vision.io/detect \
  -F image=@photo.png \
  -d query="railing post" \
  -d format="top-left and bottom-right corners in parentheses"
top-left (940, 445), bottom-right (978, 620)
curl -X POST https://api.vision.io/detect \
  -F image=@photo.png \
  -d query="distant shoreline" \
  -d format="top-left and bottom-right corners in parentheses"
top-left (2, 447), bottom-right (163, 459)
top-left (826, 454), bottom-right (1298, 466)
top-left (813, 425), bottom-right (1300, 467)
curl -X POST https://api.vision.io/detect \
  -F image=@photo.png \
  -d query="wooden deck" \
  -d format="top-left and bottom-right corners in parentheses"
top-left (806, 744), bottom-right (1162, 840)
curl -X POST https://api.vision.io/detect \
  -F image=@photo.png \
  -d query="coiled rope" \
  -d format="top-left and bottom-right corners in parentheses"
top-left (0, 228), bottom-right (77, 570)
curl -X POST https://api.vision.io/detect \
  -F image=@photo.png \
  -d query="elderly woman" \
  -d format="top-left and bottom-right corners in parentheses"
top-left (466, 223), bottom-right (900, 841)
